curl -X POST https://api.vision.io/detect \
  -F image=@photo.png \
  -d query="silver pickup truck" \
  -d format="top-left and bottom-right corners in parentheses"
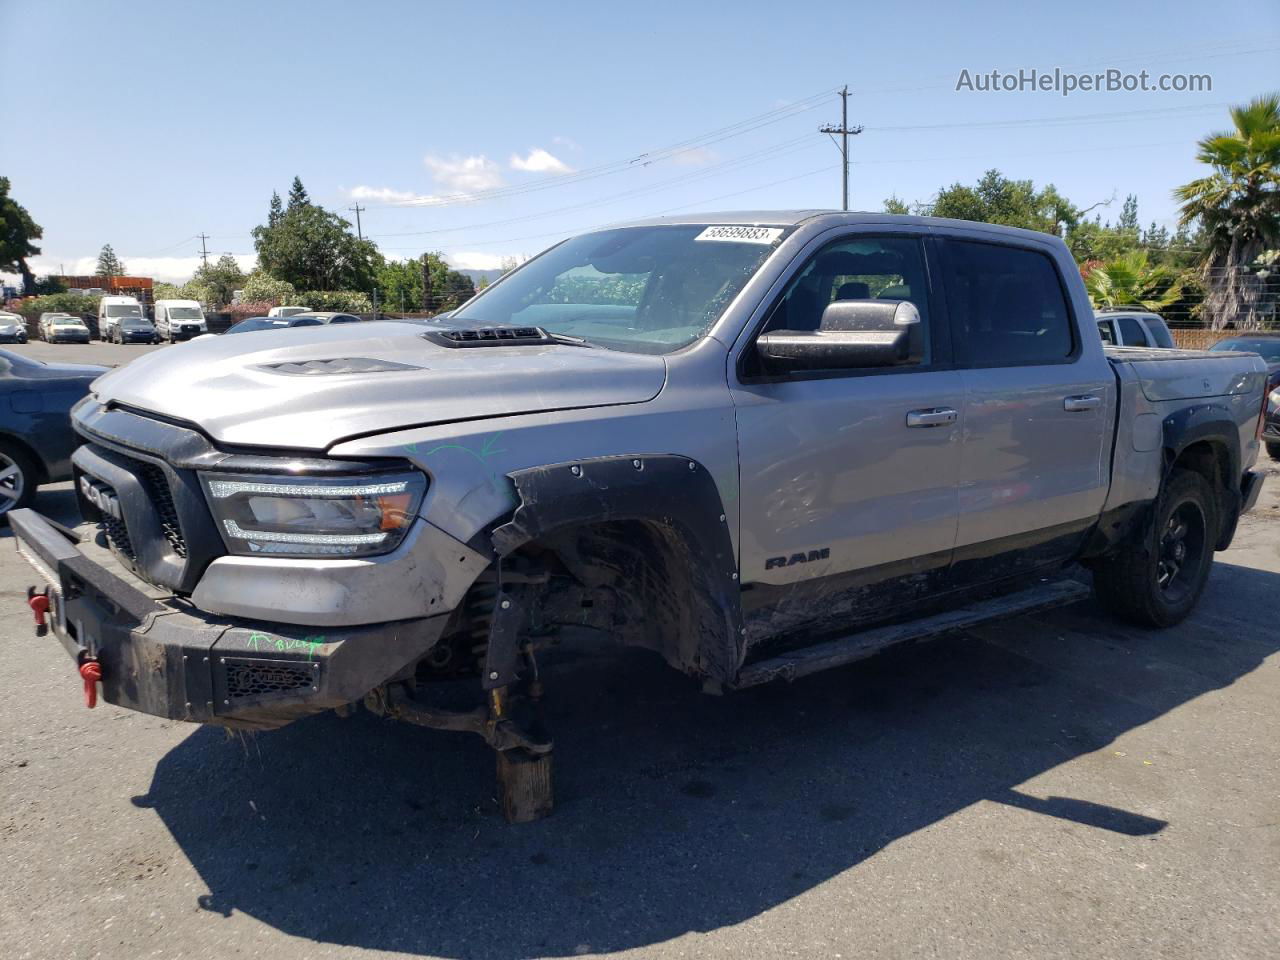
top-left (11, 212), bottom-right (1268, 820)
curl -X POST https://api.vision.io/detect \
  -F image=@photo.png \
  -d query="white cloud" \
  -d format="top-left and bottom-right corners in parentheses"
top-left (670, 146), bottom-right (717, 166)
top-left (423, 154), bottom-right (504, 193)
top-left (10, 253), bottom-right (256, 286)
top-left (509, 148), bottom-right (573, 174)
top-left (444, 251), bottom-right (525, 272)
top-left (346, 185), bottom-right (421, 204)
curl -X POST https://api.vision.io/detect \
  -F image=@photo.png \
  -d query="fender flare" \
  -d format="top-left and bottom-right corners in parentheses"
top-left (489, 454), bottom-right (744, 684)
top-left (1160, 402), bottom-right (1241, 481)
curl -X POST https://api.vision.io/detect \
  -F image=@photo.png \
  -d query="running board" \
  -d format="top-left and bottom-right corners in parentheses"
top-left (731, 578), bottom-right (1091, 689)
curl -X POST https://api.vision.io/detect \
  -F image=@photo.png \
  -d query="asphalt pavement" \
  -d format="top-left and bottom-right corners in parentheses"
top-left (1, 341), bottom-right (1277, 960)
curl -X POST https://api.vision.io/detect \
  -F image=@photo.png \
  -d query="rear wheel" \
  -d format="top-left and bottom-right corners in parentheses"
top-left (1092, 469), bottom-right (1217, 628)
top-left (0, 442), bottom-right (38, 522)
top-left (1267, 441), bottom-right (1280, 462)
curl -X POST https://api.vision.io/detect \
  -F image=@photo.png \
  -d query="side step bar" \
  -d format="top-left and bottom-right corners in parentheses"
top-left (732, 578), bottom-right (1091, 689)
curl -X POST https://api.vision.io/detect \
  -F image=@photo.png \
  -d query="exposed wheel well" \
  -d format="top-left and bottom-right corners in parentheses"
top-left (1167, 439), bottom-right (1232, 547)
top-left (430, 517), bottom-right (740, 685)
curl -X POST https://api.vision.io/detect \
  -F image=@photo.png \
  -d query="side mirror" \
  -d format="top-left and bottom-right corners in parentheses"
top-left (756, 299), bottom-right (924, 371)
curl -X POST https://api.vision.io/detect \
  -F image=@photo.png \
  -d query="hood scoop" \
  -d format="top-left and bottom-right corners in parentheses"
top-left (259, 357), bottom-right (424, 376)
top-left (423, 326), bottom-right (553, 348)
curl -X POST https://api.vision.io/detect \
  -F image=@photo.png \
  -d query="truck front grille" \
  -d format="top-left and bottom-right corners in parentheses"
top-left (137, 461), bottom-right (187, 558)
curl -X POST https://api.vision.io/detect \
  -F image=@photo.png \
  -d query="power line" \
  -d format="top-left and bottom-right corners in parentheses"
top-left (197, 233), bottom-right (210, 268)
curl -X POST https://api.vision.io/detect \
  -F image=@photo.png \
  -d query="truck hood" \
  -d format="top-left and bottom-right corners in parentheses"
top-left (90, 321), bottom-right (668, 449)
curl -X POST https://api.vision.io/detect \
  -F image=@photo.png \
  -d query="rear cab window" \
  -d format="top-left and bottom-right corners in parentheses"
top-left (939, 239), bottom-right (1076, 367)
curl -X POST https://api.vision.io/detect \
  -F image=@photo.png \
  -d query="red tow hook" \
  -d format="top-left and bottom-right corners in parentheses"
top-left (26, 587), bottom-right (50, 638)
top-left (79, 660), bottom-right (102, 709)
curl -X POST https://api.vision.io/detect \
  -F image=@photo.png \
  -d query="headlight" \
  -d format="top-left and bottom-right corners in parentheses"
top-left (200, 471), bottom-right (426, 558)
top-left (1269, 388), bottom-right (1280, 414)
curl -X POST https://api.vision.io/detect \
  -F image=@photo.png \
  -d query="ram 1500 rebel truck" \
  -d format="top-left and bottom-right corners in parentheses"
top-left (11, 212), bottom-right (1268, 821)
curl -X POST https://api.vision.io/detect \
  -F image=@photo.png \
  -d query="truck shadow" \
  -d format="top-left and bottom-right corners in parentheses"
top-left (117, 562), bottom-right (1280, 957)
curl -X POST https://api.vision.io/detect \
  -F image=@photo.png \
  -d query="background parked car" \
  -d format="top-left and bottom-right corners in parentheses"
top-left (110, 316), bottom-right (161, 344)
top-left (37, 312), bottom-right (72, 340)
top-left (267, 305), bottom-right (311, 318)
top-left (1209, 333), bottom-right (1280, 459)
top-left (1095, 308), bottom-right (1176, 348)
top-left (154, 299), bottom-right (208, 342)
top-left (0, 349), bottom-right (107, 518)
top-left (45, 315), bottom-right (91, 343)
top-left (222, 315), bottom-right (325, 335)
top-left (97, 295), bottom-right (145, 342)
top-left (0, 312), bottom-right (27, 343)
top-left (290, 311), bottom-right (363, 324)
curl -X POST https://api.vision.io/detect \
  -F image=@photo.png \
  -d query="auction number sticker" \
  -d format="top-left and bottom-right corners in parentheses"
top-left (694, 225), bottom-right (785, 245)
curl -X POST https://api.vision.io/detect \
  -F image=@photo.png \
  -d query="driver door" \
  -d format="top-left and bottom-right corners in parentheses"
top-left (730, 232), bottom-right (963, 643)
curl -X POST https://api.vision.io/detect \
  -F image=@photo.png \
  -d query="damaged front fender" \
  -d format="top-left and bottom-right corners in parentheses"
top-left (491, 455), bottom-right (745, 684)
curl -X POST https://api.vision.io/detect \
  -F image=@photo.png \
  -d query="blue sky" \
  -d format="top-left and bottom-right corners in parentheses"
top-left (3, 0), bottom-right (1278, 284)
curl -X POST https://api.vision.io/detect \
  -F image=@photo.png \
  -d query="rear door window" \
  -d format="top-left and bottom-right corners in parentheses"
top-left (941, 239), bottom-right (1076, 366)
top-left (1097, 320), bottom-right (1116, 345)
top-left (1117, 316), bottom-right (1150, 346)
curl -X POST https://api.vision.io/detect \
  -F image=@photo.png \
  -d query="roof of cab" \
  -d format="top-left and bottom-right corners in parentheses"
top-left (611, 209), bottom-right (1067, 244)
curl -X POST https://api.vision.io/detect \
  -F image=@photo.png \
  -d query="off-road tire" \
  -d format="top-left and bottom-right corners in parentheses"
top-left (0, 441), bottom-right (39, 523)
top-left (1092, 468), bottom-right (1217, 628)
top-left (1267, 441), bottom-right (1280, 462)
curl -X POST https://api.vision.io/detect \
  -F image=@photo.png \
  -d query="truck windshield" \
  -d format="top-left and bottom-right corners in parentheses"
top-left (106, 305), bottom-right (142, 318)
top-left (167, 307), bottom-right (203, 319)
top-left (450, 224), bottom-right (791, 354)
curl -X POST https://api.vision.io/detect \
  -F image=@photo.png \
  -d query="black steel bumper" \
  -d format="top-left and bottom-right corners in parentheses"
top-left (10, 508), bottom-right (449, 730)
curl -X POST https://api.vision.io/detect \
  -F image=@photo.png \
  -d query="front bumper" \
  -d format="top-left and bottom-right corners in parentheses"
top-left (10, 508), bottom-right (451, 730)
top-left (170, 326), bottom-right (204, 340)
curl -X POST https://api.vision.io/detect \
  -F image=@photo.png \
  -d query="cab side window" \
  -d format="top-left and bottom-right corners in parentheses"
top-left (942, 239), bottom-right (1075, 366)
top-left (750, 234), bottom-right (934, 374)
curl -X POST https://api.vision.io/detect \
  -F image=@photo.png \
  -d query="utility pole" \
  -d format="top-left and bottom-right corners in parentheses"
top-left (819, 86), bottom-right (863, 211)
top-left (197, 233), bottom-right (210, 268)
top-left (349, 204), bottom-right (365, 241)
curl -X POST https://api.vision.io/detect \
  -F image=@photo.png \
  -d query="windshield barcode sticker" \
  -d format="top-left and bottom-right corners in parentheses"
top-left (695, 225), bottom-right (785, 245)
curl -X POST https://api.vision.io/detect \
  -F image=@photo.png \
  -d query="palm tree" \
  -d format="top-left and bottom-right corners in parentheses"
top-left (1174, 93), bottom-right (1280, 329)
top-left (1082, 250), bottom-right (1184, 312)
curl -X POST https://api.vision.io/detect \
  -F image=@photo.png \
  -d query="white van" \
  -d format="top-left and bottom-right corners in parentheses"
top-left (154, 299), bottom-right (208, 342)
top-left (268, 305), bottom-right (310, 318)
top-left (98, 295), bottom-right (144, 340)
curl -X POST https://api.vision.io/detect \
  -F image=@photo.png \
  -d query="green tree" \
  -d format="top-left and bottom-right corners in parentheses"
top-left (1082, 250), bottom-right (1184, 312)
top-left (882, 195), bottom-right (911, 215)
top-left (0, 176), bottom-right (42, 295)
top-left (240, 269), bottom-right (297, 304)
top-left (375, 253), bottom-right (477, 313)
top-left (288, 176), bottom-right (309, 209)
top-left (95, 244), bottom-right (126, 277)
top-left (375, 258), bottom-right (423, 313)
top-left (152, 282), bottom-right (184, 301)
top-left (269, 191), bottom-right (283, 227)
top-left (187, 254), bottom-right (244, 306)
top-left (253, 198), bottom-right (379, 292)
top-left (930, 169), bottom-right (1080, 236)
top-left (1174, 93), bottom-right (1280, 329)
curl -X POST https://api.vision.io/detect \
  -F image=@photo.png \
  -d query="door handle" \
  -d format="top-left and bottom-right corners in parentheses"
top-left (1063, 395), bottom-right (1101, 412)
top-left (906, 407), bottom-right (958, 428)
